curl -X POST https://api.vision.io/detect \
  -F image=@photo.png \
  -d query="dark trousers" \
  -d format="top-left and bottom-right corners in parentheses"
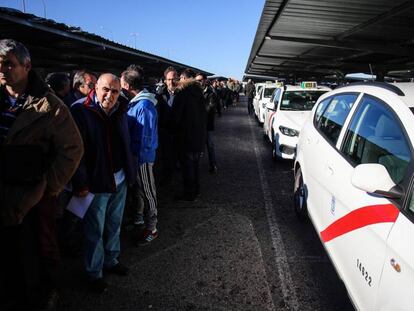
top-left (247, 97), bottom-right (253, 114)
top-left (206, 131), bottom-right (216, 167)
top-left (0, 194), bottom-right (60, 310)
top-left (179, 151), bottom-right (200, 198)
top-left (159, 129), bottom-right (176, 181)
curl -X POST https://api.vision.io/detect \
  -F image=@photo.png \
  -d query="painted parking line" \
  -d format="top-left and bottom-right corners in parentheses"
top-left (249, 117), bottom-right (300, 311)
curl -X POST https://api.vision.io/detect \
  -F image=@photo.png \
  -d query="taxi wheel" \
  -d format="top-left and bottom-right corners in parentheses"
top-left (294, 167), bottom-right (307, 220)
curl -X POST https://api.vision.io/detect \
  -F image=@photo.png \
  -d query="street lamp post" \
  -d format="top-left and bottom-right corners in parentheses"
top-left (131, 32), bottom-right (139, 49)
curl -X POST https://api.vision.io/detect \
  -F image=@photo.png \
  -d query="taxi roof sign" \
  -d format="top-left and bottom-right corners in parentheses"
top-left (301, 81), bottom-right (317, 89)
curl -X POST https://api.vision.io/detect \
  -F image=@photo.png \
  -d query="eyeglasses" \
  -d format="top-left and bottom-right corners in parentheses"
top-left (195, 79), bottom-right (203, 83)
top-left (85, 82), bottom-right (95, 89)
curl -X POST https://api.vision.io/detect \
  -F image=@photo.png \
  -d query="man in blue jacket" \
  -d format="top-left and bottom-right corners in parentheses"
top-left (121, 65), bottom-right (159, 245)
top-left (70, 73), bottom-right (135, 293)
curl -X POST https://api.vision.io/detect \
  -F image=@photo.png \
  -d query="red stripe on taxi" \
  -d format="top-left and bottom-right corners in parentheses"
top-left (268, 111), bottom-right (277, 133)
top-left (320, 204), bottom-right (399, 243)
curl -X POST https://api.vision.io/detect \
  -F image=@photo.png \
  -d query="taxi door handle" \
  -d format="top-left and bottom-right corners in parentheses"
top-left (390, 258), bottom-right (401, 273)
top-left (326, 165), bottom-right (334, 175)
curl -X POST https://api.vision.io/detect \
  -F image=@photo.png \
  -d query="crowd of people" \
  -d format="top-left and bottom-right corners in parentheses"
top-left (0, 39), bottom-right (244, 311)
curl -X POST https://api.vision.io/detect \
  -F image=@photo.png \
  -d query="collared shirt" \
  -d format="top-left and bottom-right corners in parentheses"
top-left (167, 89), bottom-right (175, 108)
top-left (0, 91), bottom-right (27, 145)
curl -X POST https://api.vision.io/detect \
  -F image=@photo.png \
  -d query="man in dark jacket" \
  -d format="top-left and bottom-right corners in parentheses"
top-left (0, 39), bottom-right (83, 310)
top-left (196, 73), bottom-right (218, 173)
top-left (71, 73), bottom-right (135, 293)
top-left (156, 66), bottom-right (179, 185)
top-left (244, 79), bottom-right (255, 115)
top-left (172, 69), bottom-right (207, 201)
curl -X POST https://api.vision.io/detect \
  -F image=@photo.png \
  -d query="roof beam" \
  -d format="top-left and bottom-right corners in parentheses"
top-left (265, 35), bottom-right (414, 57)
top-left (256, 54), bottom-right (336, 66)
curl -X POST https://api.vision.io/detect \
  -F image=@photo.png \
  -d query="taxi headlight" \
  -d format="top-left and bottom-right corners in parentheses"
top-left (279, 126), bottom-right (299, 137)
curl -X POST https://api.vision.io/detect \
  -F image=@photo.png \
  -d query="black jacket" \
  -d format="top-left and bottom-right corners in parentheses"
top-left (70, 91), bottom-right (135, 193)
top-left (172, 80), bottom-right (207, 152)
top-left (156, 85), bottom-right (176, 131)
top-left (202, 86), bottom-right (217, 131)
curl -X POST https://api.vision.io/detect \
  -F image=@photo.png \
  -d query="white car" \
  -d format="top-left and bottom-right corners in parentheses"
top-left (253, 82), bottom-right (266, 118)
top-left (263, 82), bottom-right (330, 159)
top-left (294, 82), bottom-right (414, 311)
top-left (255, 83), bottom-right (278, 124)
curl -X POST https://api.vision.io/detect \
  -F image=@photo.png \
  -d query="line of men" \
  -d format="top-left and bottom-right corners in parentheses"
top-left (0, 39), bottom-right (230, 310)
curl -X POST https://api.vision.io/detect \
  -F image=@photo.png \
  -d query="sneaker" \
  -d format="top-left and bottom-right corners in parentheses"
top-left (138, 229), bottom-right (158, 246)
top-left (104, 262), bottom-right (129, 276)
top-left (133, 219), bottom-right (145, 226)
top-left (89, 278), bottom-right (108, 294)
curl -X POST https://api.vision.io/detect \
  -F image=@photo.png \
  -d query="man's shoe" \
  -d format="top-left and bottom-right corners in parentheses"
top-left (174, 193), bottom-right (197, 202)
top-left (104, 262), bottom-right (129, 276)
top-left (138, 229), bottom-right (158, 246)
top-left (209, 165), bottom-right (218, 174)
top-left (89, 278), bottom-right (108, 294)
top-left (40, 289), bottom-right (59, 311)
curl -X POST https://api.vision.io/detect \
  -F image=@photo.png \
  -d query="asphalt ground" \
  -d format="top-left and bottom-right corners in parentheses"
top-left (58, 96), bottom-right (354, 311)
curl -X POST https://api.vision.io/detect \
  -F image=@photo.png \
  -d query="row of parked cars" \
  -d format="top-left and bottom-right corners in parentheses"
top-left (253, 80), bottom-right (414, 310)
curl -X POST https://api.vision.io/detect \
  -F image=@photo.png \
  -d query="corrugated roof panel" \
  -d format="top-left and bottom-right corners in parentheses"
top-left (245, 0), bottom-right (414, 79)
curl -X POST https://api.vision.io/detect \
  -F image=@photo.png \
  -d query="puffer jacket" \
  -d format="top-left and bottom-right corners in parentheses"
top-left (0, 70), bottom-right (84, 226)
top-left (171, 80), bottom-right (207, 152)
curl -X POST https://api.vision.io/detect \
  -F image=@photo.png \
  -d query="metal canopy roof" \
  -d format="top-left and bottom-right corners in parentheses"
top-left (245, 0), bottom-right (414, 81)
top-left (0, 7), bottom-right (213, 78)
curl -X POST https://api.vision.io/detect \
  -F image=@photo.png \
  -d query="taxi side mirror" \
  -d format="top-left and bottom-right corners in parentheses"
top-left (352, 164), bottom-right (403, 199)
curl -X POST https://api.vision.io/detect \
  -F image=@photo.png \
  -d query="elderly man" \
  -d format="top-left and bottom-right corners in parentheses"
top-left (0, 39), bottom-right (83, 310)
top-left (70, 73), bottom-right (135, 293)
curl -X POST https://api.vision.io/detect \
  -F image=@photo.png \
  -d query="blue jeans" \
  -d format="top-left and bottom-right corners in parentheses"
top-left (83, 181), bottom-right (127, 279)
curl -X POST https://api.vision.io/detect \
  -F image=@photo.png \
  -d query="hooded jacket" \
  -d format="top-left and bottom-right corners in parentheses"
top-left (172, 80), bottom-right (207, 152)
top-left (127, 89), bottom-right (158, 166)
top-left (70, 91), bottom-right (135, 193)
top-left (0, 70), bottom-right (83, 226)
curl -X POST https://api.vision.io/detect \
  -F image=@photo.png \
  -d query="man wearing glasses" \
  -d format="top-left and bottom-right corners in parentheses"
top-left (157, 66), bottom-right (179, 185)
top-left (64, 69), bottom-right (97, 107)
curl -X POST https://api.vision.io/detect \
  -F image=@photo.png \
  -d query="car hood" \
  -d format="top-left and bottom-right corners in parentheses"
top-left (278, 111), bottom-right (311, 130)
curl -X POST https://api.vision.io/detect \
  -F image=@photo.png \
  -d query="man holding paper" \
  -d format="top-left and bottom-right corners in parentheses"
top-left (70, 73), bottom-right (135, 293)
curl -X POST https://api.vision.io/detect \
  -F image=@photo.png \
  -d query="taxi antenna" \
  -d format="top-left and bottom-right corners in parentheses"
top-left (369, 64), bottom-right (374, 81)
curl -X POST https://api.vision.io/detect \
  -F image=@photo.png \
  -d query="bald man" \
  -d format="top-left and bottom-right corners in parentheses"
top-left (70, 73), bottom-right (135, 293)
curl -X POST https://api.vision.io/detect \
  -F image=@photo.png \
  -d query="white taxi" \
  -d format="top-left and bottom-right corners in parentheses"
top-left (263, 82), bottom-right (330, 160)
top-left (253, 82), bottom-right (265, 118)
top-left (294, 82), bottom-right (414, 311)
top-left (254, 82), bottom-right (278, 123)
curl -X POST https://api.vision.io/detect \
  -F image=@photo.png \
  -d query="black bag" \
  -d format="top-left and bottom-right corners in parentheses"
top-left (0, 145), bottom-right (44, 185)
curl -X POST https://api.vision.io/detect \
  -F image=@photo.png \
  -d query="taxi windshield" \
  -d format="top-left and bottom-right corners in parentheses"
top-left (280, 91), bottom-right (328, 111)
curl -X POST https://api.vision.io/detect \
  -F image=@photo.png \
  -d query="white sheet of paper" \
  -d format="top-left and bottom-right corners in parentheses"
top-left (66, 192), bottom-right (95, 219)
